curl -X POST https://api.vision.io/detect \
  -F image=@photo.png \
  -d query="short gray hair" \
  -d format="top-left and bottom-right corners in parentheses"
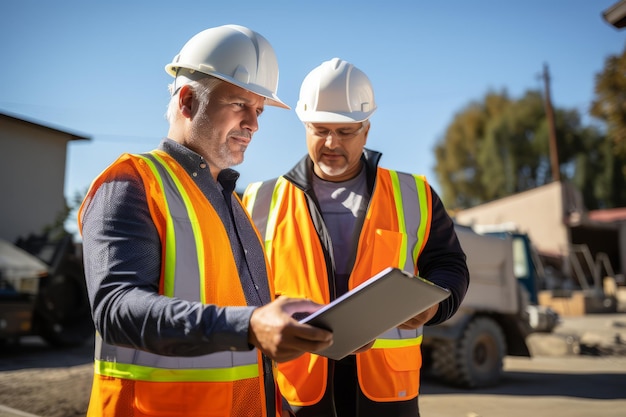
top-left (165, 76), bottom-right (222, 123)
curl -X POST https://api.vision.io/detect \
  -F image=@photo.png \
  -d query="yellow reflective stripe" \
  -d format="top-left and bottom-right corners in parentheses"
top-left (95, 359), bottom-right (259, 382)
top-left (389, 171), bottom-right (408, 269)
top-left (136, 155), bottom-right (177, 297)
top-left (243, 181), bottom-right (262, 214)
top-left (265, 177), bottom-right (288, 259)
top-left (150, 152), bottom-right (207, 304)
top-left (372, 335), bottom-right (422, 349)
top-left (413, 175), bottom-right (429, 265)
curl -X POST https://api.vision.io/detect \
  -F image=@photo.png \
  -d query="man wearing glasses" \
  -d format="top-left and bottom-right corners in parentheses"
top-left (243, 58), bottom-right (469, 417)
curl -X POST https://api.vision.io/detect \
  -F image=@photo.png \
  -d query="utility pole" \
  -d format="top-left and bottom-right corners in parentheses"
top-left (543, 63), bottom-right (560, 182)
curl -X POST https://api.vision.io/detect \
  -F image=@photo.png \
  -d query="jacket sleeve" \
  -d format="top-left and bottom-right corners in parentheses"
top-left (417, 186), bottom-right (470, 325)
top-left (80, 165), bottom-right (255, 356)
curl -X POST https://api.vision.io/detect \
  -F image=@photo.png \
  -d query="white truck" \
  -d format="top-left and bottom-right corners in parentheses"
top-left (422, 224), bottom-right (558, 388)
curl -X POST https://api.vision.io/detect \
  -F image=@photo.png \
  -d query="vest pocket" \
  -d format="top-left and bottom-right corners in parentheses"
top-left (382, 345), bottom-right (420, 371)
top-left (358, 346), bottom-right (420, 401)
top-left (134, 381), bottom-right (232, 416)
top-left (277, 353), bottom-right (327, 406)
top-left (367, 229), bottom-right (405, 276)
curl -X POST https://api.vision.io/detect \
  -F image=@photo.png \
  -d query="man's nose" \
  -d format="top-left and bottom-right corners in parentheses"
top-left (242, 109), bottom-right (259, 133)
top-left (324, 134), bottom-right (340, 149)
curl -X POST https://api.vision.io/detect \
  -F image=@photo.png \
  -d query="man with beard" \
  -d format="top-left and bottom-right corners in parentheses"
top-left (78, 25), bottom-right (332, 417)
top-left (243, 58), bottom-right (469, 417)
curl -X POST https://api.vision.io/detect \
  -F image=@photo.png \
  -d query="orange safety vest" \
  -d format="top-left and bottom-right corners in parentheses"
top-left (243, 168), bottom-right (432, 405)
top-left (78, 150), bottom-right (279, 417)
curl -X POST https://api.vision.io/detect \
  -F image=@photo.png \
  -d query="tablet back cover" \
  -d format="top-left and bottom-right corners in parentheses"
top-left (299, 267), bottom-right (450, 360)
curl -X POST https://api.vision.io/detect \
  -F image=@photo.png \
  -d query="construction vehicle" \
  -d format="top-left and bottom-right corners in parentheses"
top-left (421, 224), bottom-right (558, 388)
top-left (0, 233), bottom-right (93, 347)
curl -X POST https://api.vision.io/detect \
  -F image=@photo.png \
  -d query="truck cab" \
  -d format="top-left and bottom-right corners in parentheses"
top-left (422, 224), bottom-right (558, 387)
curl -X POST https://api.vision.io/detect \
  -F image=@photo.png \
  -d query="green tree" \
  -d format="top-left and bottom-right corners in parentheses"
top-left (591, 43), bottom-right (626, 159)
top-left (589, 43), bottom-right (626, 208)
top-left (434, 89), bottom-right (597, 210)
top-left (433, 91), bottom-right (509, 209)
top-left (571, 125), bottom-right (624, 209)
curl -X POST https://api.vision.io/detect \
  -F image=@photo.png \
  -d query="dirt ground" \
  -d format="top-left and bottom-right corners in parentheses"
top-left (0, 337), bottom-right (93, 417)
top-left (1, 313), bottom-right (626, 417)
top-left (0, 364), bottom-right (92, 417)
top-left (2, 353), bottom-right (626, 417)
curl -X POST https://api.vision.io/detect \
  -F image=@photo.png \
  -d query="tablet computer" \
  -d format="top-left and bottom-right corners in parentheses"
top-left (299, 267), bottom-right (450, 360)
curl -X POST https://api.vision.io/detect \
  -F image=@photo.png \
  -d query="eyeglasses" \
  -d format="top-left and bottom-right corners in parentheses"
top-left (306, 123), bottom-right (367, 141)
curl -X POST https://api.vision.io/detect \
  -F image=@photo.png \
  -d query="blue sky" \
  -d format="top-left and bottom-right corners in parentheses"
top-left (1, 1), bottom-right (624, 221)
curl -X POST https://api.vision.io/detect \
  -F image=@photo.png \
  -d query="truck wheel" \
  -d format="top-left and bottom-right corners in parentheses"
top-left (431, 316), bottom-right (506, 388)
top-left (33, 261), bottom-right (93, 347)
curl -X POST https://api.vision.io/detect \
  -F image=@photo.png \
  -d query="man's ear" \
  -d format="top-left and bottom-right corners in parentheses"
top-left (178, 85), bottom-right (193, 118)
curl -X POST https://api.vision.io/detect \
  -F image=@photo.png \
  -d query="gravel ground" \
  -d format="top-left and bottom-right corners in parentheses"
top-left (0, 364), bottom-right (92, 417)
top-left (0, 336), bottom-right (93, 417)
top-left (1, 312), bottom-right (625, 417)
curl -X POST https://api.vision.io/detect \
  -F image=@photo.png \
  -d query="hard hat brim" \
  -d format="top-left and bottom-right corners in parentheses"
top-left (295, 108), bottom-right (375, 123)
top-left (213, 73), bottom-right (290, 109)
top-left (166, 64), bottom-right (290, 109)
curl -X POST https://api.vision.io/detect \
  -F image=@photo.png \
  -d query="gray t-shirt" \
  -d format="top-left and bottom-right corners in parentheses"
top-left (312, 167), bottom-right (369, 296)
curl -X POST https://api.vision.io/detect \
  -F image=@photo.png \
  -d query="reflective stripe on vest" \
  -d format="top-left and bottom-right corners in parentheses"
top-left (370, 171), bottom-right (429, 347)
top-left (94, 151), bottom-right (259, 382)
top-left (244, 177), bottom-right (287, 261)
top-left (138, 152), bottom-right (204, 300)
top-left (389, 170), bottom-right (431, 273)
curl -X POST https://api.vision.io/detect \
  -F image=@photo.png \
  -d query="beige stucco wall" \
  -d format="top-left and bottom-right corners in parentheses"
top-left (454, 182), bottom-right (572, 256)
top-left (0, 117), bottom-right (74, 242)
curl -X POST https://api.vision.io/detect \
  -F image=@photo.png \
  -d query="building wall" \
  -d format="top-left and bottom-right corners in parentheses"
top-left (0, 117), bottom-right (73, 242)
top-left (454, 182), bottom-right (572, 256)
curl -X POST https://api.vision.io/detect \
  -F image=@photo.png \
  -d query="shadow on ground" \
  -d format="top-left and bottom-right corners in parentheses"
top-left (0, 336), bottom-right (93, 371)
top-left (421, 369), bottom-right (626, 400)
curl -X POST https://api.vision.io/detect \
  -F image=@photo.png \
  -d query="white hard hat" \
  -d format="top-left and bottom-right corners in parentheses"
top-left (295, 58), bottom-right (376, 123)
top-left (165, 24), bottom-right (289, 109)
